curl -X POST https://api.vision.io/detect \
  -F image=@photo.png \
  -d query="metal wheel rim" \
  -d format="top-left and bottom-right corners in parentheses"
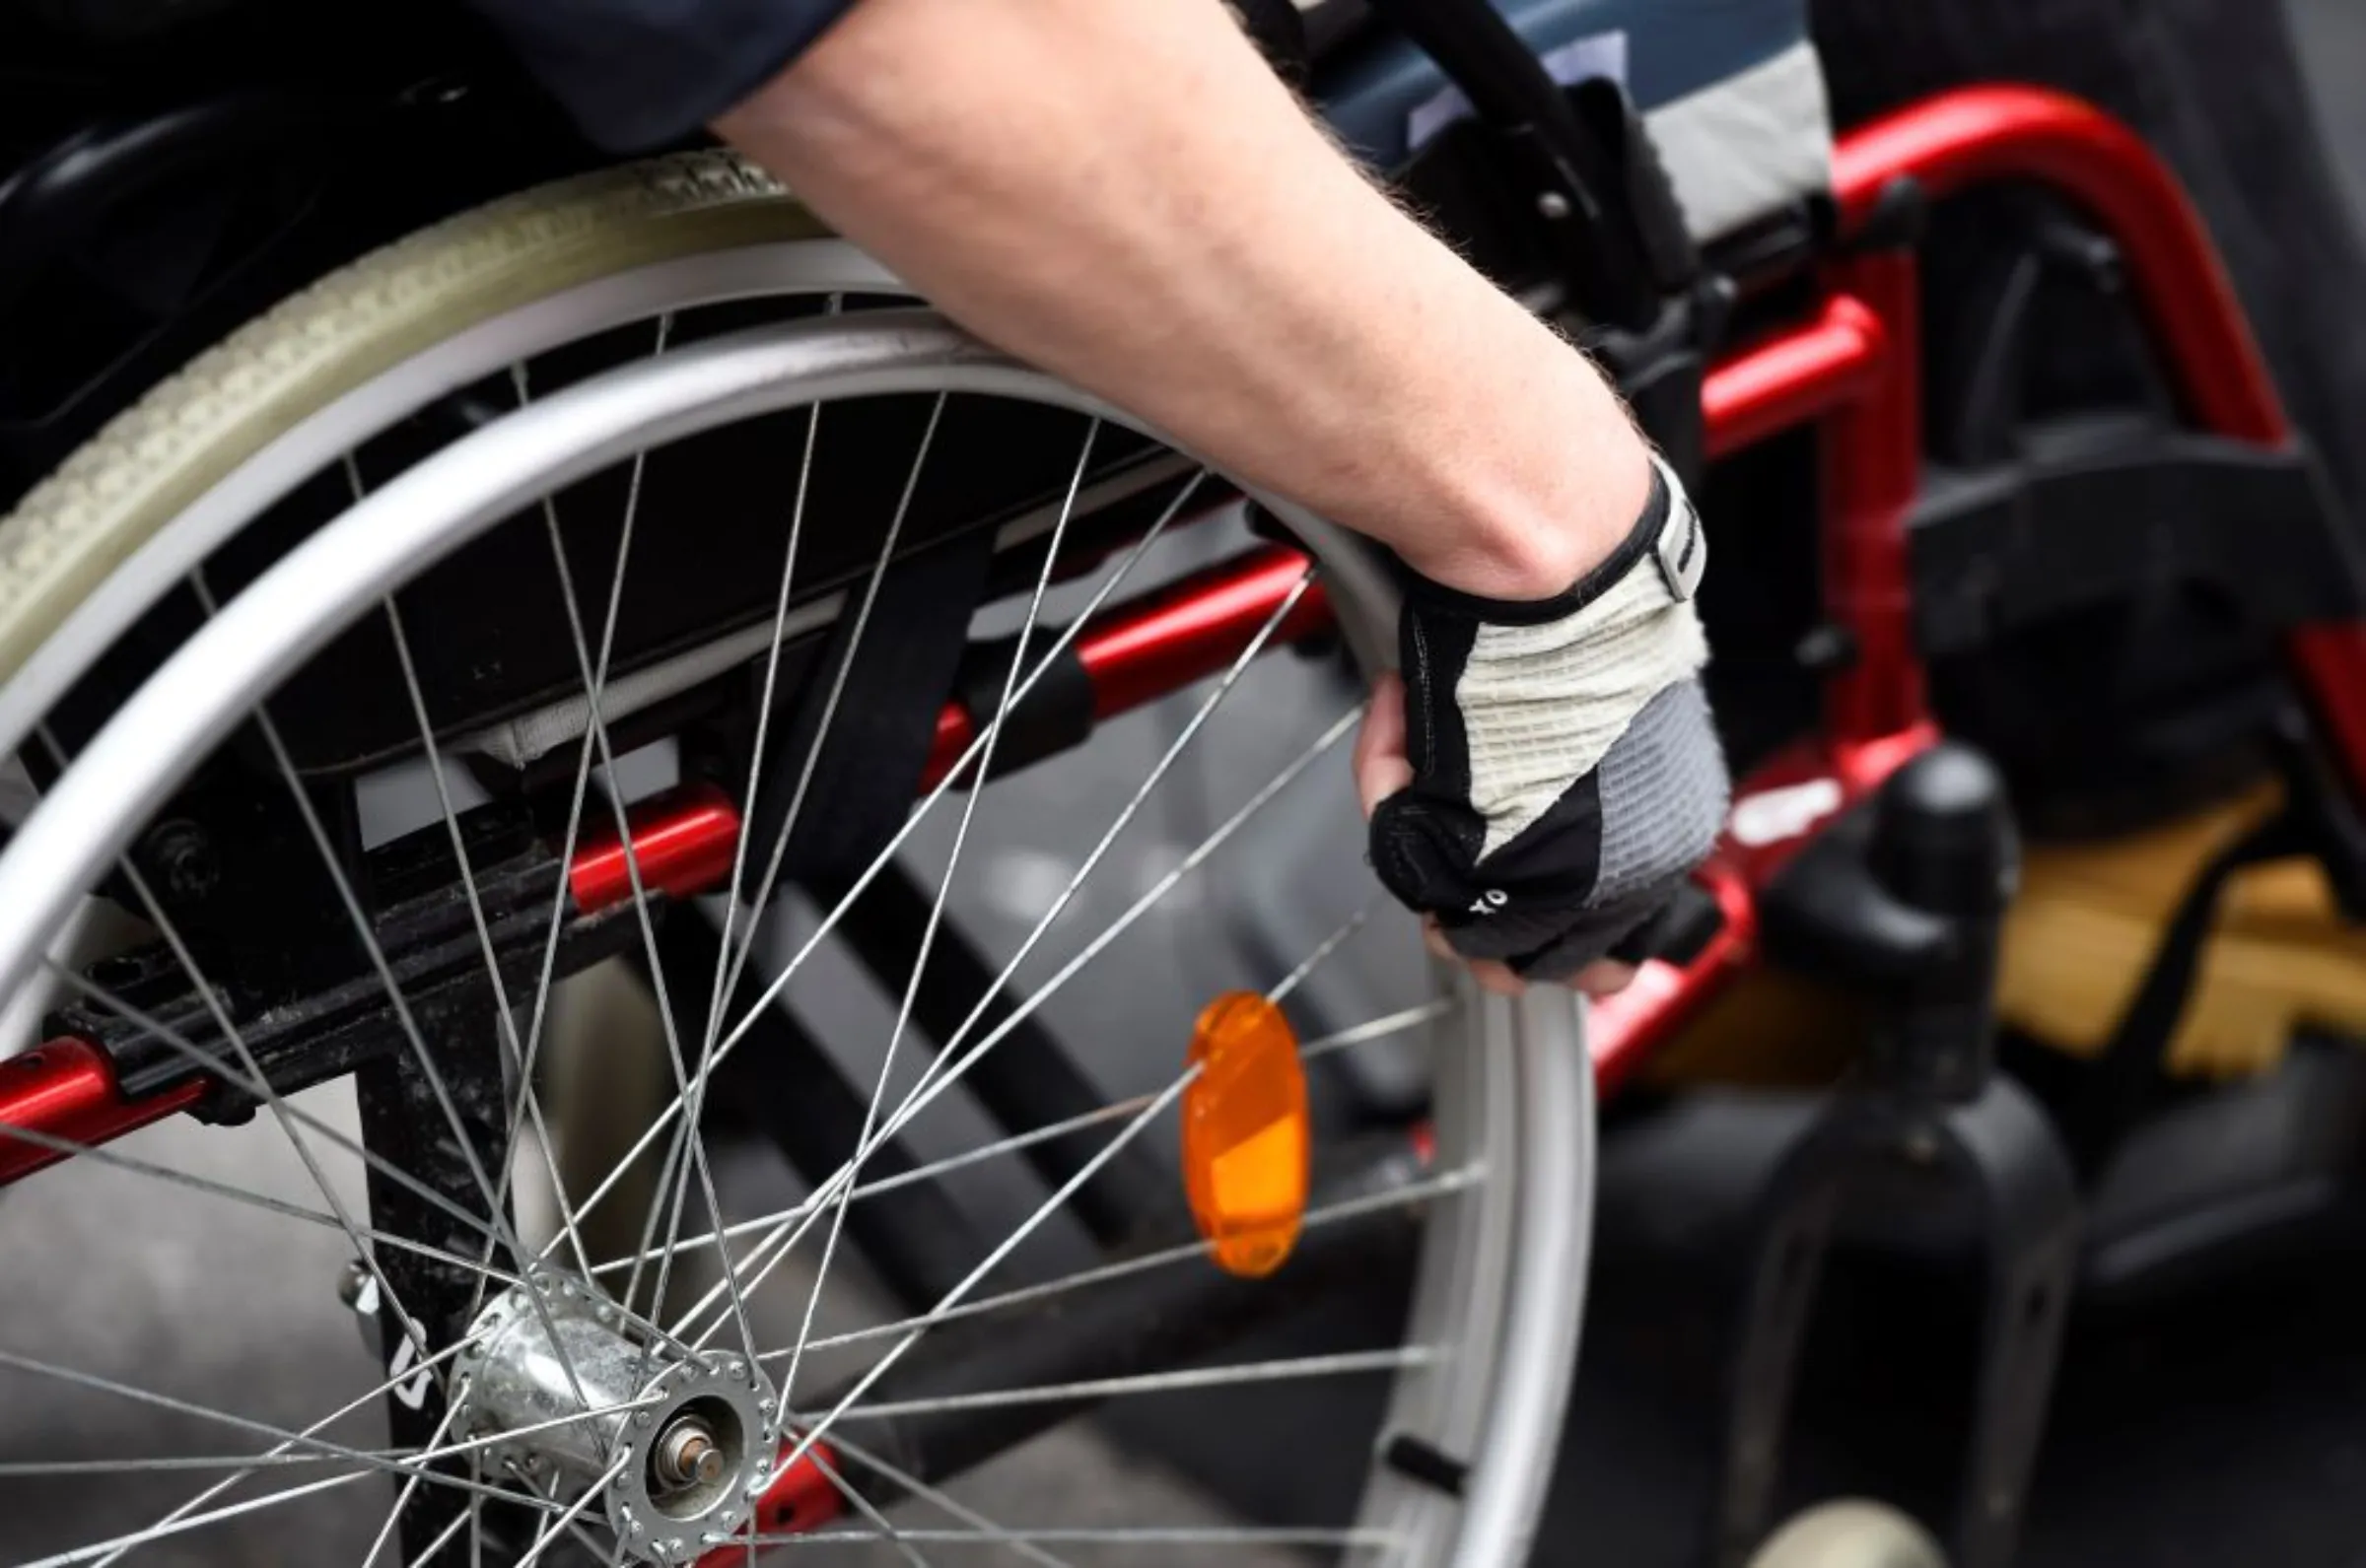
top-left (0, 307), bottom-right (1590, 1566)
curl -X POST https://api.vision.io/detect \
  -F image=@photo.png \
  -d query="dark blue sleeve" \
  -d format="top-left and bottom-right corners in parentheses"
top-left (467, 0), bottom-right (864, 152)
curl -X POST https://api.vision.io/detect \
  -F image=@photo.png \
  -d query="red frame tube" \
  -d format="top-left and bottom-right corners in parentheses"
top-left (1833, 85), bottom-right (2366, 805)
top-left (1832, 87), bottom-right (2285, 444)
top-left (12, 85), bottom-right (2358, 1186)
top-left (569, 784), bottom-right (745, 916)
top-left (0, 1038), bottom-right (205, 1185)
top-left (1702, 294), bottom-right (1888, 462)
top-left (920, 544), bottom-right (1334, 789)
top-left (1817, 249), bottom-right (1928, 744)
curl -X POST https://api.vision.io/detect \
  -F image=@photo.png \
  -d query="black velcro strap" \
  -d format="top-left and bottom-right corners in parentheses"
top-left (956, 631), bottom-right (1095, 784)
top-left (752, 528), bottom-right (998, 888)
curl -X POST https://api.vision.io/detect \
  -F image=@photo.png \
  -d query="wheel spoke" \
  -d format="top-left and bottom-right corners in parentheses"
top-left (759, 1059), bottom-right (1197, 1500)
top-left (741, 1526), bottom-right (1399, 1549)
top-left (380, 597), bottom-right (602, 1437)
top-left (580, 993), bottom-right (1452, 1290)
top-left (699, 301), bottom-right (840, 1045)
top-left (636, 390), bottom-right (954, 1384)
top-left (0, 1346), bottom-right (586, 1516)
top-left (1299, 998), bottom-right (1453, 1061)
top-left (504, 1453), bottom-right (629, 1568)
top-left (545, 467), bottom-right (1208, 1247)
top-left (801, 1447), bottom-right (935, 1568)
top-left (502, 328), bottom-right (668, 1303)
top-left (1266, 893), bottom-right (1379, 1004)
top-left (777, 414), bottom-right (1101, 1414)
top-left (0, 283), bottom-right (1543, 1564)
top-left (812, 1430), bottom-right (1076, 1568)
top-left (183, 576), bottom-right (549, 1308)
top-left (35, 954), bottom-right (509, 1257)
top-left (510, 1461), bottom-right (630, 1566)
top-left (79, 1334), bottom-right (489, 1568)
top-left (21, 1470), bottom-right (379, 1568)
top-left (399, 1504), bottom-right (472, 1568)
top-left (671, 573), bottom-right (1323, 1348)
top-left (358, 1380), bottom-right (470, 1568)
top-left (0, 1100), bottom-right (558, 1305)
top-left (384, 596), bottom-right (594, 1286)
top-left (783, 1164), bottom-right (1480, 1360)
top-left (683, 682), bottom-right (1349, 1350)
top-left (31, 726), bottom-right (448, 1394)
top-left (828, 1346), bottom-right (1436, 1423)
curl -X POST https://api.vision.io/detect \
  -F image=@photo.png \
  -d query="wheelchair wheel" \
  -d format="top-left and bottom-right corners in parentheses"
top-left (1748, 1502), bottom-right (1948, 1568)
top-left (0, 156), bottom-right (1591, 1565)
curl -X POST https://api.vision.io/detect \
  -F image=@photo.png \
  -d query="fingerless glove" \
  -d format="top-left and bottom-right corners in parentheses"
top-left (1369, 458), bottom-right (1727, 980)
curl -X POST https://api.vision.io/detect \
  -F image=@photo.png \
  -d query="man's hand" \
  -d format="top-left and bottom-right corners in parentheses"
top-left (1355, 461), bottom-right (1728, 998)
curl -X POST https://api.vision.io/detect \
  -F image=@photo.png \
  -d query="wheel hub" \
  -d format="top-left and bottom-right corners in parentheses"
top-left (455, 1278), bottom-right (778, 1565)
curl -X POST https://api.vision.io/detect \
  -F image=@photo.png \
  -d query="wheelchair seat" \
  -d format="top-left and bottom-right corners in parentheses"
top-left (1315, 0), bottom-right (1833, 244)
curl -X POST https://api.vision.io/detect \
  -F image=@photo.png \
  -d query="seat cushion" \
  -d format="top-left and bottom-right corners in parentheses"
top-left (1315, 0), bottom-right (1834, 243)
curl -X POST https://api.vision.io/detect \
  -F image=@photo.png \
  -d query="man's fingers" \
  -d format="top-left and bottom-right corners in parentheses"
top-left (1470, 959), bottom-right (1526, 996)
top-left (1355, 671), bottom-right (1415, 820)
top-left (1571, 959), bottom-right (1635, 999)
top-left (1421, 917), bottom-right (1455, 963)
top-left (1420, 918), bottom-right (1529, 996)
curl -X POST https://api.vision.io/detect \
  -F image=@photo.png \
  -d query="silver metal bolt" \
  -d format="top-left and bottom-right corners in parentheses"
top-left (654, 1417), bottom-right (729, 1493)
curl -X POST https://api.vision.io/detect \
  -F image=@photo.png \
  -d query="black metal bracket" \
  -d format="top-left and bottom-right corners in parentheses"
top-left (1715, 744), bottom-right (2082, 1568)
top-left (48, 798), bottom-right (639, 1120)
top-left (1360, 0), bottom-right (1663, 331)
top-left (1715, 1076), bottom-right (2081, 1568)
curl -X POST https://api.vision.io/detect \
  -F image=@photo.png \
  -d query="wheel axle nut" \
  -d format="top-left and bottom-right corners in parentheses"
top-left (654, 1418), bottom-right (727, 1493)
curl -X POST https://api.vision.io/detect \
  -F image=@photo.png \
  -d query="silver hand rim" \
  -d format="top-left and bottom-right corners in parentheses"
top-left (0, 306), bottom-right (1590, 1567)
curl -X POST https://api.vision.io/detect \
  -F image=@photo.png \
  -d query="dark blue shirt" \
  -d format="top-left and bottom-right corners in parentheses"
top-left (467, 0), bottom-right (863, 151)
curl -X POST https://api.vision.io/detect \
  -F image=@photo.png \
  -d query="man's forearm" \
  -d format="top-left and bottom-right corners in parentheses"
top-left (714, 0), bottom-right (1650, 600)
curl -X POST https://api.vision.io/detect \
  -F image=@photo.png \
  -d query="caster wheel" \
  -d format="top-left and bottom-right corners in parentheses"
top-left (1748, 1500), bottom-right (1949, 1568)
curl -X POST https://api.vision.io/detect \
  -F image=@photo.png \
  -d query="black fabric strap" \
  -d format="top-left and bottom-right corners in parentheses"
top-left (751, 528), bottom-right (999, 890)
top-left (955, 631), bottom-right (1096, 784)
top-left (2081, 806), bottom-right (2309, 1150)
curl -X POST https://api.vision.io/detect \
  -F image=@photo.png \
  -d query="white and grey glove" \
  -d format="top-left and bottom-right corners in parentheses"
top-left (1368, 459), bottom-right (1727, 981)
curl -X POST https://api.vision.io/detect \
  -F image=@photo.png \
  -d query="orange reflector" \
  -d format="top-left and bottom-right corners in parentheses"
top-left (1181, 990), bottom-right (1309, 1278)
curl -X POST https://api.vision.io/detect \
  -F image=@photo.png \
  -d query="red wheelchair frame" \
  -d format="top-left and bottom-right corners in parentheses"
top-left (3, 84), bottom-right (2358, 1175)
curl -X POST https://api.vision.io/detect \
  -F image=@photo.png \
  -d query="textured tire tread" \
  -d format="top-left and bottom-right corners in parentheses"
top-left (0, 149), bottom-right (824, 684)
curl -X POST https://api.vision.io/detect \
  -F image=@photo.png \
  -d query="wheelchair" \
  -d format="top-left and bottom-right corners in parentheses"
top-left (0, 0), bottom-right (2360, 1563)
